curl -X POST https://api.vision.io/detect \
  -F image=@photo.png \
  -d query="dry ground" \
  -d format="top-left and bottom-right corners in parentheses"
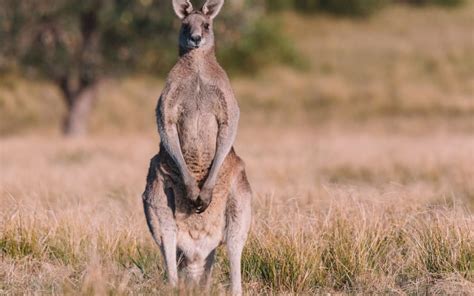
top-left (1, 126), bottom-right (473, 294)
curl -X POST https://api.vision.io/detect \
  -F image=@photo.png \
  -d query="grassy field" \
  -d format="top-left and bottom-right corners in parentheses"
top-left (1, 2), bottom-right (474, 295)
top-left (1, 128), bottom-right (473, 294)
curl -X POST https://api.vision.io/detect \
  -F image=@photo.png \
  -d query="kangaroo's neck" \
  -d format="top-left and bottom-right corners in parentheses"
top-left (178, 46), bottom-right (218, 72)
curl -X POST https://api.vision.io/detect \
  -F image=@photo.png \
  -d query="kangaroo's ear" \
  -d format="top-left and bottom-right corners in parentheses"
top-left (201, 0), bottom-right (224, 19)
top-left (173, 0), bottom-right (193, 19)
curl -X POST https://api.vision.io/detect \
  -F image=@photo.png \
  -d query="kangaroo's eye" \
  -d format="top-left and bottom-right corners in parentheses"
top-left (203, 23), bottom-right (210, 30)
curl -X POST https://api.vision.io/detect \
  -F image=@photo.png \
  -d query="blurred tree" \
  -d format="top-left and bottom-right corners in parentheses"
top-left (265, 0), bottom-right (463, 15)
top-left (0, 0), bottom-right (283, 136)
top-left (265, 0), bottom-right (388, 15)
top-left (396, 0), bottom-right (464, 6)
top-left (1, 0), bottom-right (175, 136)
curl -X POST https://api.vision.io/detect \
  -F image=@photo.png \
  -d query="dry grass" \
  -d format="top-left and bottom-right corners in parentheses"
top-left (1, 127), bottom-right (473, 294)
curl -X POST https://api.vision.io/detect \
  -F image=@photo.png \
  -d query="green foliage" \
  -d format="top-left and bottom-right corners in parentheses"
top-left (265, 0), bottom-right (389, 16)
top-left (0, 0), bottom-right (300, 135)
top-left (0, 0), bottom-right (299, 79)
top-left (432, 0), bottom-right (464, 5)
top-left (0, 0), bottom-right (178, 79)
top-left (400, 0), bottom-right (464, 6)
top-left (218, 18), bottom-right (301, 74)
top-left (265, 0), bottom-right (464, 16)
top-left (318, 0), bottom-right (389, 16)
top-left (266, 0), bottom-right (297, 11)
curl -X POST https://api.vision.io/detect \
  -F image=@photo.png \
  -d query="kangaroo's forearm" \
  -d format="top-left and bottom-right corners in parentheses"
top-left (204, 118), bottom-right (238, 189)
top-left (204, 92), bottom-right (240, 188)
top-left (157, 87), bottom-right (195, 185)
top-left (159, 123), bottom-right (194, 184)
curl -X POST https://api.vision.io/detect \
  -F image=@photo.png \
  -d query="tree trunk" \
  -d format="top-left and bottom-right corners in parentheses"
top-left (63, 85), bottom-right (97, 137)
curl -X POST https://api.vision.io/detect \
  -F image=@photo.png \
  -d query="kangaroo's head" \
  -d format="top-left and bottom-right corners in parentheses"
top-left (173, 0), bottom-right (224, 55)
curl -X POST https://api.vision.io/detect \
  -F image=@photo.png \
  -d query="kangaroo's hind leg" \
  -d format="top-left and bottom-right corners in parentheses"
top-left (202, 249), bottom-right (216, 289)
top-left (143, 155), bottom-right (178, 287)
top-left (225, 166), bottom-right (252, 296)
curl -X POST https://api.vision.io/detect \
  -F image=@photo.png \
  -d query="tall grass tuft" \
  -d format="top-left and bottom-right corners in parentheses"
top-left (236, 202), bottom-right (473, 293)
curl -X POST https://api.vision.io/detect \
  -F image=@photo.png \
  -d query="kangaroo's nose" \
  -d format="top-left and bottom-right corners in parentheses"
top-left (191, 35), bottom-right (202, 44)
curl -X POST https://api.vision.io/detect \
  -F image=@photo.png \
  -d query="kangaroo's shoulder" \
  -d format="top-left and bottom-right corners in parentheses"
top-left (205, 59), bottom-right (232, 87)
top-left (165, 60), bottom-right (194, 87)
top-left (163, 58), bottom-right (233, 97)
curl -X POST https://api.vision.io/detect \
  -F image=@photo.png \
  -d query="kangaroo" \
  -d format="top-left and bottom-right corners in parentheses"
top-left (142, 0), bottom-right (252, 295)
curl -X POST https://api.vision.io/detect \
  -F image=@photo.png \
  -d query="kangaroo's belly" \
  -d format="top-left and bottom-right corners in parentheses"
top-left (177, 111), bottom-right (218, 181)
top-left (176, 210), bottom-right (225, 262)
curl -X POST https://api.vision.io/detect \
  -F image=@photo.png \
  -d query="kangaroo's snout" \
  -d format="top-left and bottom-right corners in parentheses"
top-left (190, 34), bottom-right (202, 47)
top-left (190, 34), bottom-right (202, 43)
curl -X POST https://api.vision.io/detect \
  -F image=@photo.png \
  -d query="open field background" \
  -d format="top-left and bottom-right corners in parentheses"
top-left (1, 2), bottom-right (474, 295)
top-left (1, 129), bottom-right (473, 294)
top-left (2, 1), bottom-right (474, 135)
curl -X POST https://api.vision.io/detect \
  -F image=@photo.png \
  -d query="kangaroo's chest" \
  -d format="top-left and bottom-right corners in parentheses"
top-left (175, 76), bottom-right (223, 179)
